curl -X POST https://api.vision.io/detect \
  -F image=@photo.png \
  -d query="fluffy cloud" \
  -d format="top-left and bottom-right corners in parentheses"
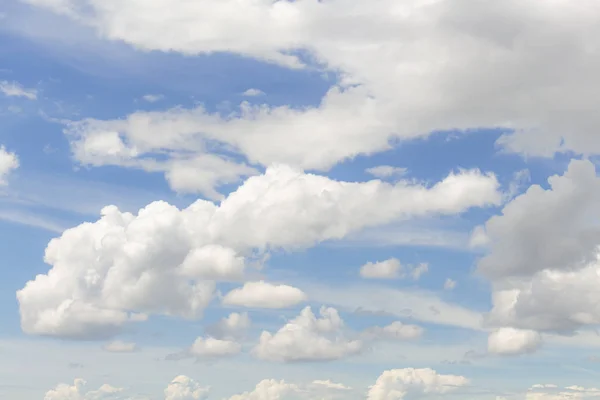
top-left (487, 327), bottom-right (542, 356)
top-left (242, 88), bottom-right (265, 97)
top-left (189, 336), bottom-right (242, 358)
top-left (363, 321), bottom-right (424, 341)
top-left (360, 258), bottom-right (402, 279)
top-left (367, 368), bottom-right (469, 400)
top-left (102, 340), bottom-right (137, 353)
top-left (253, 306), bottom-right (362, 362)
top-left (0, 146), bottom-right (19, 185)
top-left (476, 160), bottom-right (600, 344)
top-left (205, 312), bottom-right (251, 340)
top-left (0, 80), bottom-right (37, 100)
top-left (222, 281), bottom-right (307, 309)
top-left (443, 279), bottom-right (457, 290)
top-left (24, 0), bottom-right (600, 180)
top-left (164, 376), bottom-right (209, 400)
top-left (44, 379), bottom-right (123, 400)
top-left (17, 165), bottom-right (499, 339)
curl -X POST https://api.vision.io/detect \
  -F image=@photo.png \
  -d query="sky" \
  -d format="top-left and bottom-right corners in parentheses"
top-left (1, 0), bottom-right (600, 399)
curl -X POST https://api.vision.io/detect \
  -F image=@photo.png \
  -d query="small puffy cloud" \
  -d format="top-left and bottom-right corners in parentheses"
top-left (367, 368), bottom-right (469, 400)
top-left (526, 384), bottom-right (600, 400)
top-left (360, 258), bottom-right (402, 279)
top-left (44, 379), bottom-right (123, 400)
top-left (205, 312), bottom-right (251, 340)
top-left (141, 94), bottom-right (163, 103)
top-left (228, 379), bottom-right (301, 400)
top-left (0, 146), bottom-right (19, 185)
top-left (363, 321), bottom-right (424, 341)
top-left (366, 166), bottom-right (408, 179)
top-left (444, 278), bottom-right (457, 290)
top-left (488, 328), bottom-right (542, 356)
top-left (102, 340), bottom-right (137, 353)
top-left (410, 263), bottom-right (429, 280)
top-left (242, 88), bottom-right (265, 97)
top-left (164, 376), bottom-right (209, 400)
top-left (253, 306), bottom-right (362, 362)
top-left (0, 80), bottom-right (37, 100)
top-left (189, 336), bottom-right (242, 358)
top-left (310, 380), bottom-right (352, 391)
top-left (222, 281), bottom-right (307, 309)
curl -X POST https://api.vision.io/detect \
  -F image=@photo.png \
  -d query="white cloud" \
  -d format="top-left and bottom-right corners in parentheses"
top-left (164, 376), bottom-right (209, 400)
top-left (44, 379), bottom-right (123, 400)
top-left (410, 263), bottom-right (429, 280)
top-left (141, 94), bottom-right (163, 103)
top-left (488, 327), bottom-right (542, 356)
top-left (367, 368), bottom-right (469, 400)
top-left (0, 80), bottom-right (37, 100)
top-left (363, 321), bottom-right (424, 341)
top-left (360, 258), bottom-right (402, 279)
top-left (310, 380), bottom-right (352, 391)
top-left (17, 165), bottom-right (498, 339)
top-left (205, 312), bottom-right (251, 340)
top-left (242, 88), bottom-right (265, 97)
top-left (222, 281), bottom-right (307, 309)
top-left (365, 166), bottom-right (408, 179)
top-left (102, 340), bottom-right (137, 353)
top-left (228, 379), bottom-right (302, 400)
top-left (444, 278), bottom-right (457, 290)
top-left (189, 336), bottom-right (241, 358)
top-left (253, 306), bottom-right (362, 362)
top-left (0, 146), bottom-right (19, 185)
top-left (24, 0), bottom-right (600, 167)
top-left (477, 160), bottom-right (600, 340)
top-left (526, 384), bottom-right (600, 400)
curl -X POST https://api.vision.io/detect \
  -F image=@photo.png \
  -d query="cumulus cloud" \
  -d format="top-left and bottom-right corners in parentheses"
top-left (242, 88), bottom-right (265, 97)
top-left (487, 328), bottom-right (542, 356)
top-left (16, 165), bottom-right (499, 339)
top-left (102, 340), bottom-right (137, 353)
top-left (0, 146), bottom-right (19, 185)
top-left (164, 376), bottom-right (209, 400)
top-left (444, 279), bottom-right (457, 290)
top-left (222, 281), bottom-right (307, 309)
top-left (526, 384), bottom-right (600, 400)
top-left (205, 312), bottom-right (251, 340)
top-left (44, 379), bottom-right (123, 400)
top-left (141, 94), bottom-right (163, 103)
top-left (228, 378), bottom-right (352, 400)
top-left (253, 306), bottom-right (362, 362)
top-left (0, 80), bottom-right (37, 100)
top-left (360, 258), bottom-right (402, 279)
top-left (367, 368), bottom-right (469, 400)
top-left (475, 160), bottom-right (600, 346)
top-left (189, 336), bottom-right (242, 358)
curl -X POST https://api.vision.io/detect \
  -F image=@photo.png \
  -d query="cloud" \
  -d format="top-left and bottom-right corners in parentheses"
top-left (365, 166), bottom-right (408, 179)
top-left (44, 379), bottom-right (123, 400)
top-left (252, 306), bottom-right (362, 362)
top-left (205, 312), bottom-right (251, 340)
top-left (444, 278), bottom-right (457, 290)
top-left (24, 0), bottom-right (600, 165)
top-left (141, 94), bottom-right (163, 103)
top-left (17, 164), bottom-right (498, 339)
top-left (487, 328), bottom-right (542, 356)
top-left (476, 160), bottom-right (600, 341)
top-left (189, 336), bottom-right (242, 358)
top-left (0, 80), bottom-right (37, 100)
top-left (360, 258), bottom-right (402, 279)
top-left (0, 146), bottom-right (19, 185)
top-left (222, 281), bottom-right (307, 309)
top-left (228, 378), bottom-right (353, 400)
top-left (367, 368), bottom-right (469, 400)
top-left (410, 263), bottom-right (429, 280)
top-left (242, 88), bottom-right (265, 97)
top-left (102, 340), bottom-right (137, 353)
top-left (363, 321), bottom-right (424, 341)
top-left (526, 384), bottom-right (600, 400)
top-left (164, 376), bottom-right (209, 400)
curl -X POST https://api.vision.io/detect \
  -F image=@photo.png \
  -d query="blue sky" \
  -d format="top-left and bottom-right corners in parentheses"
top-left (2, 1), bottom-right (600, 400)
